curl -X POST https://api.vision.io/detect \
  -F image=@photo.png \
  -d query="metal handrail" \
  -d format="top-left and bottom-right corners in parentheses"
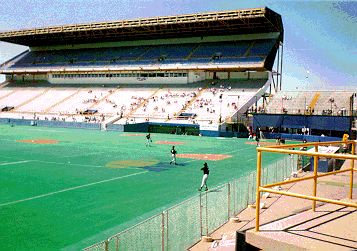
top-left (255, 140), bottom-right (357, 231)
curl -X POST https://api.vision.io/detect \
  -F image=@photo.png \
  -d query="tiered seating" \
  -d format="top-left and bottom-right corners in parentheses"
top-left (48, 88), bottom-right (109, 114)
top-left (90, 87), bottom-right (158, 118)
top-left (14, 47), bottom-right (150, 67)
top-left (0, 79), bottom-right (267, 125)
top-left (130, 87), bottom-right (198, 122)
top-left (0, 88), bottom-right (16, 100)
top-left (15, 88), bottom-right (75, 113)
top-left (142, 44), bottom-right (194, 60)
top-left (185, 82), bottom-right (261, 123)
top-left (249, 39), bottom-right (276, 56)
top-left (313, 91), bottom-right (353, 116)
top-left (265, 92), bottom-right (313, 114)
top-left (265, 91), bottom-right (354, 115)
top-left (0, 88), bottom-right (46, 109)
top-left (6, 40), bottom-right (277, 70)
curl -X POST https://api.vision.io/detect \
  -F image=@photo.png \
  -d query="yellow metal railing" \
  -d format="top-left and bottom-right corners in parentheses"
top-left (308, 92), bottom-right (320, 112)
top-left (255, 140), bottom-right (357, 232)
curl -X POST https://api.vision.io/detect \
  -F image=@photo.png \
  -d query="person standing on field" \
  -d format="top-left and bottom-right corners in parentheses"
top-left (145, 133), bottom-right (152, 147)
top-left (170, 145), bottom-right (177, 165)
top-left (199, 162), bottom-right (209, 191)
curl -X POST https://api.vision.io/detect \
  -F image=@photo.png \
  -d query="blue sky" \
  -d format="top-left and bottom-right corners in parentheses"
top-left (0, 0), bottom-right (356, 90)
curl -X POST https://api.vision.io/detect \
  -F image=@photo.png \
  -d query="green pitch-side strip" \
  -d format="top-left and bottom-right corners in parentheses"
top-left (0, 124), bottom-right (282, 250)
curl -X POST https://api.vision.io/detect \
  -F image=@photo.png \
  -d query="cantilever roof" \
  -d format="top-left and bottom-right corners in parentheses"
top-left (0, 7), bottom-right (283, 47)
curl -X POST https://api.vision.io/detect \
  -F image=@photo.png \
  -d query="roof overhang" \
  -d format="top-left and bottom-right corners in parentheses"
top-left (0, 7), bottom-right (283, 47)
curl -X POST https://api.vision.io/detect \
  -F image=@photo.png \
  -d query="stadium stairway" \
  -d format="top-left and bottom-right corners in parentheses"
top-left (113, 86), bottom-right (162, 124)
top-left (135, 47), bottom-right (152, 61)
top-left (44, 89), bottom-right (81, 113)
top-left (14, 88), bottom-right (52, 112)
top-left (243, 41), bottom-right (255, 57)
top-left (0, 89), bottom-right (16, 102)
top-left (88, 88), bottom-right (118, 110)
top-left (185, 44), bottom-right (202, 60)
top-left (308, 92), bottom-right (320, 113)
top-left (168, 84), bottom-right (207, 122)
top-left (0, 81), bottom-right (10, 88)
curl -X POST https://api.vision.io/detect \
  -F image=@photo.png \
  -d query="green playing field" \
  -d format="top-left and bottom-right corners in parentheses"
top-left (0, 124), bottom-right (281, 250)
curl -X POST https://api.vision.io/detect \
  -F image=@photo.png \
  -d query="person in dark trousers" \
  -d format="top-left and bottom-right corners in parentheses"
top-left (199, 162), bottom-right (209, 191)
top-left (170, 146), bottom-right (177, 165)
top-left (255, 127), bottom-right (260, 147)
top-left (145, 133), bottom-right (152, 147)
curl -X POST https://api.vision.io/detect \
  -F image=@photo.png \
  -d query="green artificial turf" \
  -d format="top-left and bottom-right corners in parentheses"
top-left (0, 124), bottom-right (281, 250)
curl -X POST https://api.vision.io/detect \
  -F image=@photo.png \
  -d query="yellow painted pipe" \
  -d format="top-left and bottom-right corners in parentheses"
top-left (262, 168), bottom-right (353, 189)
top-left (256, 148), bottom-right (357, 160)
top-left (255, 151), bottom-right (262, 232)
top-left (350, 143), bottom-right (355, 199)
top-left (262, 140), bottom-right (357, 149)
top-left (312, 146), bottom-right (318, 211)
top-left (260, 187), bottom-right (357, 208)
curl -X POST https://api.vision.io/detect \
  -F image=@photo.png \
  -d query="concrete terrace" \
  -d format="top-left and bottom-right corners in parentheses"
top-left (190, 161), bottom-right (357, 251)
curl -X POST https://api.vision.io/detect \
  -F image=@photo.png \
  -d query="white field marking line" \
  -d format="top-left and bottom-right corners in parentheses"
top-left (0, 160), bottom-right (32, 166)
top-left (33, 159), bottom-right (143, 170)
top-left (61, 151), bottom-right (108, 158)
top-left (34, 159), bottom-right (104, 168)
top-left (0, 170), bottom-right (148, 208)
top-left (20, 128), bottom-right (66, 133)
top-left (0, 139), bottom-right (18, 142)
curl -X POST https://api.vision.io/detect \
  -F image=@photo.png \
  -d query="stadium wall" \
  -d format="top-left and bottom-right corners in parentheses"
top-left (205, 71), bottom-right (269, 80)
top-left (48, 73), bottom-right (190, 85)
top-left (0, 118), bottom-right (101, 130)
top-left (265, 133), bottom-right (341, 142)
top-left (105, 124), bottom-right (125, 132)
top-left (253, 114), bottom-right (351, 132)
top-left (10, 74), bottom-right (47, 81)
top-left (0, 117), bottom-right (247, 137)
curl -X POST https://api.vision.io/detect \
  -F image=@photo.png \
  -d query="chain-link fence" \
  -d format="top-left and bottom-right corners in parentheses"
top-left (84, 154), bottom-right (297, 251)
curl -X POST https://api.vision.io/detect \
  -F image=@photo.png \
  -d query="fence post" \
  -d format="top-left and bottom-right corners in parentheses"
top-left (199, 192), bottom-right (203, 237)
top-left (166, 210), bottom-right (169, 250)
top-left (205, 191), bottom-right (209, 236)
top-left (274, 160), bottom-right (278, 183)
top-left (233, 180), bottom-right (236, 215)
top-left (255, 150), bottom-right (262, 232)
top-left (228, 183), bottom-right (231, 219)
top-left (116, 236), bottom-right (119, 251)
top-left (265, 167), bottom-right (268, 186)
top-left (246, 175), bottom-right (250, 206)
top-left (104, 239), bottom-right (109, 251)
top-left (161, 212), bottom-right (165, 251)
top-left (312, 146), bottom-right (319, 211)
top-left (350, 142), bottom-right (355, 199)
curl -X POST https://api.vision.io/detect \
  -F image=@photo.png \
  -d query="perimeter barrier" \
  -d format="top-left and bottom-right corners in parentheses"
top-left (84, 154), bottom-right (297, 251)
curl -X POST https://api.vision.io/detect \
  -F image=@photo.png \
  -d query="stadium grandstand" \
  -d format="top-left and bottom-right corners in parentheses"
top-left (0, 7), bottom-right (283, 136)
top-left (252, 90), bottom-right (357, 139)
top-left (1, 5), bottom-right (356, 251)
